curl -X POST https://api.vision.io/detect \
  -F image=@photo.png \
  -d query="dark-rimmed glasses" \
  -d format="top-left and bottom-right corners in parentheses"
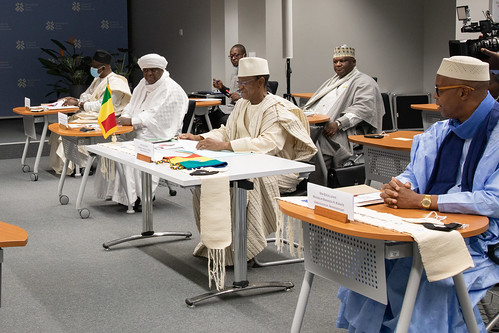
top-left (435, 85), bottom-right (475, 97)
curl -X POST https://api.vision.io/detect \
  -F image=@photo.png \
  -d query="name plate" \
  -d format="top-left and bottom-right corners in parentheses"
top-left (58, 112), bottom-right (68, 129)
top-left (307, 183), bottom-right (354, 222)
top-left (24, 97), bottom-right (30, 109)
top-left (134, 139), bottom-right (154, 163)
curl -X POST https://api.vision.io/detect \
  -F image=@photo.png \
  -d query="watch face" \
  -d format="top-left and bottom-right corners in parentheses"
top-left (422, 197), bottom-right (431, 208)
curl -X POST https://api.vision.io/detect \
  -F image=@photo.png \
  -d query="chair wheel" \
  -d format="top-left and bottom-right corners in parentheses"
top-left (79, 208), bottom-right (90, 219)
top-left (59, 195), bottom-right (69, 205)
top-left (30, 173), bottom-right (38, 181)
top-left (22, 165), bottom-right (30, 173)
top-left (169, 190), bottom-right (177, 196)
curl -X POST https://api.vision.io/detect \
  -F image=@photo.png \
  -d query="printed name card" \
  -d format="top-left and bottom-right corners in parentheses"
top-left (307, 182), bottom-right (354, 223)
top-left (24, 97), bottom-right (30, 108)
top-left (58, 112), bottom-right (68, 129)
top-left (134, 139), bottom-right (154, 163)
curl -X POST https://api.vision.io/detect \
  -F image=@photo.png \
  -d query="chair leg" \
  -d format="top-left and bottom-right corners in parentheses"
top-left (253, 237), bottom-right (304, 267)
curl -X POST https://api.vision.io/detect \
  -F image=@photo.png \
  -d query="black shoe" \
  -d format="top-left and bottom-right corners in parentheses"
top-left (133, 198), bottom-right (142, 212)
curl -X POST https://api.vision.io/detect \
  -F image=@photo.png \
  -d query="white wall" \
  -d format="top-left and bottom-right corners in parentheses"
top-left (130, 0), bottom-right (458, 99)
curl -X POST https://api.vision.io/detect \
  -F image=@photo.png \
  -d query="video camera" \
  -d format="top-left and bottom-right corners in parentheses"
top-left (449, 6), bottom-right (499, 60)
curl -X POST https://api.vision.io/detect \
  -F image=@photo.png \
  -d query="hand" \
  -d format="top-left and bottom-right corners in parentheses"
top-left (229, 92), bottom-right (241, 102)
top-left (117, 117), bottom-right (132, 126)
top-left (63, 97), bottom-right (78, 106)
top-left (212, 79), bottom-right (223, 90)
top-left (178, 133), bottom-right (202, 141)
top-left (323, 121), bottom-right (339, 137)
top-left (380, 177), bottom-right (419, 209)
top-left (196, 138), bottom-right (231, 151)
top-left (481, 48), bottom-right (499, 70)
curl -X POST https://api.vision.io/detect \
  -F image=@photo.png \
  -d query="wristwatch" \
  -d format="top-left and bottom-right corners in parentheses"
top-left (421, 195), bottom-right (432, 209)
top-left (335, 120), bottom-right (342, 129)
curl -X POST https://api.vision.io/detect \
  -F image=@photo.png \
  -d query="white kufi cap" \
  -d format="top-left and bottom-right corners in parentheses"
top-left (238, 57), bottom-right (270, 77)
top-left (333, 45), bottom-right (355, 58)
top-left (138, 53), bottom-right (168, 70)
top-left (437, 56), bottom-right (489, 81)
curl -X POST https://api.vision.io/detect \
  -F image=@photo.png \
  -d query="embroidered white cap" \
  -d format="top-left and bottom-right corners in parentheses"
top-left (333, 45), bottom-right (355, 58)
top-left (437, 56), bottom-right (489, 81)
top-left (238, 57), bottom-right (270, 77)
top-left (138, 53), bottom-right (168, 70)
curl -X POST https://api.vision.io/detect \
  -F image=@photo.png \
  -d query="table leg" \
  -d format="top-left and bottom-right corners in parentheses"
top-left (102, 171), bottom-right (192, 249)
top-left (31, 115), bottom-right (49, 181)
top-left (58, 158), bottom-right (70, 205)
top-left (291, 270), bottom-right (315, 333)
top-left (0, 248), bottom-right (3, 308)
top-left (453, 273), bottom-right (479, 333)
top-left (315, 142), bottom-right (328, 187)
top-left (21, 136), bottom-right (31, 173)
top-left (75, 154), bottom-right (97, 219)
top-left (397, 242), bottom-right (423, 333)
top-left (185, 180), bottom-right (294, 306)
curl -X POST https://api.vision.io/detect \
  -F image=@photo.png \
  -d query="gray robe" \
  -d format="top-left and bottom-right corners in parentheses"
top-left (305, 68), bottom-right (384, 169)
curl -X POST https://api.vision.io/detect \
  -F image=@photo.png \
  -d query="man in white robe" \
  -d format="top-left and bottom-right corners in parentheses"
top-left (303, 45), bottom-right (384, 183)
top-left (94, 53), bottom-right (188, 211)
top-left (48, 50), bottom-right (132, 174)
top-left (179, 57), bottom-right (317, 265)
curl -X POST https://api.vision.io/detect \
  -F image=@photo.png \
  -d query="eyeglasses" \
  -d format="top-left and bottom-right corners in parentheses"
top-left (142, 68), bottom-right (162, 74)
top-left (236, 78), bottom-right (257, 87)
top-left (228, 53), bottom-right (243, 59)
top-left (435, 85), bottom-right (475, 97)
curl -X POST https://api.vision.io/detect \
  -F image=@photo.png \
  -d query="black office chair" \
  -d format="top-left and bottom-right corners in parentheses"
top-left (181, 99), bottom-right (198, 134)
top-left (381, 92), bottom-right (397, 132)
top-left (392, 93), bottom-right (430, 130)
top-left (267, 81), bottom-right (278, 95)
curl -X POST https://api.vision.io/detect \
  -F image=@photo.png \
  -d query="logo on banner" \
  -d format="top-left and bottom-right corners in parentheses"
top-left (73, 39), bottom-right (82, 48)
top-left (72, 2), bottom-right (80, 12)
top-left (101, 20), bottom-right (109, 29)
top-left (16, 40), bottom-right (25, 50)
top-left (45, 21), bottom-right (55, 31)
top-left (17, 78), bottom-right (27, 88)
top-left (15, 2), bottom-right (24, 12)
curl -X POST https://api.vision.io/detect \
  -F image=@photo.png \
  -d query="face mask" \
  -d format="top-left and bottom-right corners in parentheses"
top-left (90, 67), bottom-right (100, 78)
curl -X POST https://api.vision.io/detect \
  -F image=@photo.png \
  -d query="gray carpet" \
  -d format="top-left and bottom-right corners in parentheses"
top-left (0, 156), bottom-right (345, 333)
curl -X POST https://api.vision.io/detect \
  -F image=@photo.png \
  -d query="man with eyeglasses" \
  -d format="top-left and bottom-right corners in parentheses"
top-left (337, 56), bottom-right (499, 332)
top-left (302, 45), bottom-right (384, 184)
top-left (95, 53), bottom-right (189, 212)
top-left (210, 44), bottom-right (247, 127)
top-left (49, 50), bottom-right (132, 174)
top-left (179, 57), bottom-right (317, 265)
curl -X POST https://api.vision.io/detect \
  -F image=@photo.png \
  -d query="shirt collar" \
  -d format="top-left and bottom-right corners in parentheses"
top-left (450, 93), bottom-right (495, 139)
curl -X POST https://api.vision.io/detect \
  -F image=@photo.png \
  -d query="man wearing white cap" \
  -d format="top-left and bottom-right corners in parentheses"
top-left (337, 56), bottom-right (499, 332)
top-left (179, 57), bottom-right (317, 265)
top-left (303, 45), bottom-right (384, 183)
top-left (95, 53), bottom-right (189, 211)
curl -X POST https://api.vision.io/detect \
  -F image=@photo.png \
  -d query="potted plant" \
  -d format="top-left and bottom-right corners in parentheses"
top-left (112, 48), bottom-right (140, 88)
top-left (38, 37), bottom-right (93, 98)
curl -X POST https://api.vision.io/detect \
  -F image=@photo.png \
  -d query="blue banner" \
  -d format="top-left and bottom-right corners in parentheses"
top-left (0, 0), bottom-right (128, 117)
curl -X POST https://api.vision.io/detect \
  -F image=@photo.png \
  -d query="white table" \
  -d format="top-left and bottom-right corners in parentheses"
top-left (85, 141), bottom-right (315, 305)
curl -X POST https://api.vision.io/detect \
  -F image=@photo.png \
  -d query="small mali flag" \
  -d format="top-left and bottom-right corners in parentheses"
top-left (98, 84), bottom-right (117, 139)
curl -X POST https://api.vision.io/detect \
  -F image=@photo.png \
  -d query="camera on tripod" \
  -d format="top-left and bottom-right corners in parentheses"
top-left (449, 6), bottom-right (499, 60)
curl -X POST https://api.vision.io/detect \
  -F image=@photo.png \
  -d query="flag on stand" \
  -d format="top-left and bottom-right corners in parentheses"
top-left (98, 84), bottom-right (117, 139)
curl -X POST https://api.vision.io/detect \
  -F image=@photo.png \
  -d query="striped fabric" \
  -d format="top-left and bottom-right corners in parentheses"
top-left (97, 84), bottom-right (117, 139)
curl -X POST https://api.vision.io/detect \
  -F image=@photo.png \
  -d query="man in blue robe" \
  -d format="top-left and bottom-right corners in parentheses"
top-left (337, 56), bottom-right (499, 332)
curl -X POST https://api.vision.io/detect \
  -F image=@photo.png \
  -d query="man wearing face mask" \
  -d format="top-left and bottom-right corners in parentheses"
top-left (49, 50), bottom-right (132, 174)
top-left (62, 50), bottom-right (132, 121)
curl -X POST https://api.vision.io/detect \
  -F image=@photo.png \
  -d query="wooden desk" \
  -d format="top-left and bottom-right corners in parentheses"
top-left (279, 201), bottom-right (488, 333)
top-left (349, 130), bottom-right (422, 185)
top-left (306, 113), bottom-right (329, 125)
top-left (48, 123), bottom-right (133, 218)
top-left (186, 98), bottom-right (222, 133)
top-left (0, 221), bottom-right (28, 307)
top-left (410, 103), bottom-right (446, 130)
top-left (291, 93), bottom-right (314, 99)
top-left (13, 106), bottom-right (78, 181)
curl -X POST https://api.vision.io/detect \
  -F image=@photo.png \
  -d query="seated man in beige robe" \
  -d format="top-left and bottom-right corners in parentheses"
top-left (179, 57), bottom-right (317, 265)
top-left (49, 50), bottom-right (132, 174)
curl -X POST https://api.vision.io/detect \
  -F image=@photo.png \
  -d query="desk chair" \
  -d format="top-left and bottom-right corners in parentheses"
top-left (182, 100), bottom-right (198, 134)
top-left (393, 93), bottom-right (430, 130)
top-left (381, 92), bottom-right (397, 132)
top-left (267, 81), bottom-right (279, 95)
top-left (478, 245), bottom-right (499, 332)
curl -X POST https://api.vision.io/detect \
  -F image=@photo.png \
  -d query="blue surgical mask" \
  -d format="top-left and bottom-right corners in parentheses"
top-left (90, 67), bottom-right (100, 78)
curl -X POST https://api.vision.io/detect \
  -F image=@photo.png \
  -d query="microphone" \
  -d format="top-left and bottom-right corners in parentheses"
top-left (219, 85), bottom-right (231, 98)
